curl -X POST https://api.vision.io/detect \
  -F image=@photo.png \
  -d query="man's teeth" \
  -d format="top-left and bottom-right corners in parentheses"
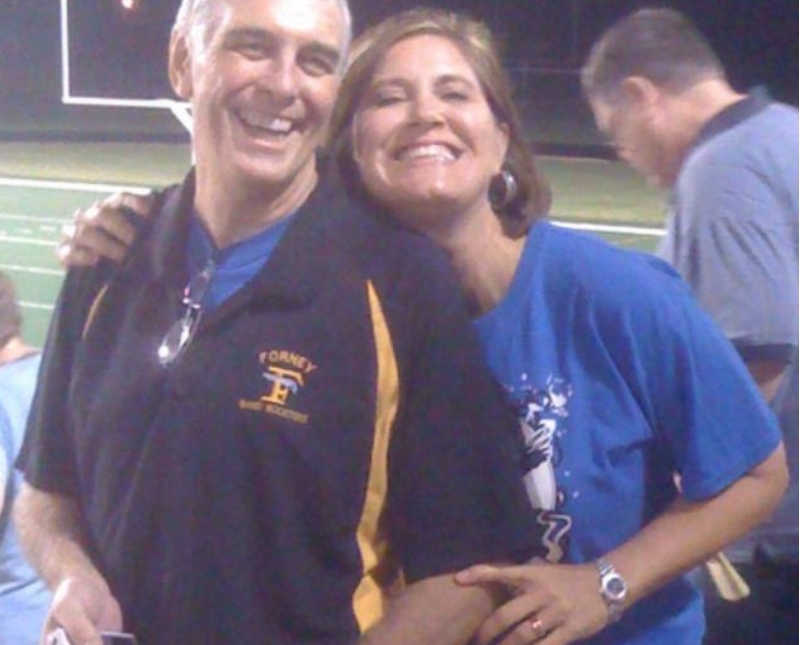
top-left (399, 144), bottom-right (457, 161)
top-left (240, 111), bottom-right (293, 133)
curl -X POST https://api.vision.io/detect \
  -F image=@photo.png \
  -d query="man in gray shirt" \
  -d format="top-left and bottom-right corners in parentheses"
top-left (582, 8), bottom-right (797, 644)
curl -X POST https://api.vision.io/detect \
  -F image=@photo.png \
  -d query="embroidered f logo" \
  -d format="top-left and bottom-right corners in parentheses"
top-left (261, 367), bottom-right (304, 406)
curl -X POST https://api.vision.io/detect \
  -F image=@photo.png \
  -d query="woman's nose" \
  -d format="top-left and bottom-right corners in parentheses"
top-left (408, 94), bottom-right (444, 125)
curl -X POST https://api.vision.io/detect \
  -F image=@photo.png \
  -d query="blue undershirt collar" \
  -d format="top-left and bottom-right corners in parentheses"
top-left (186, 212), bottom-right (295, 310)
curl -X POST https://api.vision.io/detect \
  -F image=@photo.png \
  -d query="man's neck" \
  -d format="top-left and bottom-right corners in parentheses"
top-left (193, 161), bottom-right (318, 249)
top-left (0, 336), bottom-right (37, 366)
top-left (671, 79), bottom-right (747, 168)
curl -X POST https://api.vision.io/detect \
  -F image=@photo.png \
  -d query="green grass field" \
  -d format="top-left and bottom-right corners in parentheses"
top-left (0, 139), bottom-right (665, 346)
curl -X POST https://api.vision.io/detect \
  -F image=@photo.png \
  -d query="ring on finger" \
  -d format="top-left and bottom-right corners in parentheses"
top-left (528, 616), bottom-right (545, 638)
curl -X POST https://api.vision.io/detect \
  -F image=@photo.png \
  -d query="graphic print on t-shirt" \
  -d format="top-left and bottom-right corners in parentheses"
top-left (513, 374), bottom-right (573, 562)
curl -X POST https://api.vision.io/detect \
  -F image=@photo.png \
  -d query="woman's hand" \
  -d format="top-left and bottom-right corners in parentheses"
top-left (455, 561), bottom-right (609, 645)
top-left (58, 192), bottom-right (153, 267)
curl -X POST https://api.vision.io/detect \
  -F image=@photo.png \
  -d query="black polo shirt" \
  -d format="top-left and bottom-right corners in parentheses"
top-left (20, 169), bottom-right (542, 644)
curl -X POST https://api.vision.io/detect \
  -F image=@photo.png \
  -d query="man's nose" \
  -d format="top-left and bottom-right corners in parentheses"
top-left (257, 56), bottom-right (299, 105)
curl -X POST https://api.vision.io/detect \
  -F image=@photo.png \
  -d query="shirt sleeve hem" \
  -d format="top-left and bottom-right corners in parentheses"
top-left (682, 436), bottom-right (781, 501)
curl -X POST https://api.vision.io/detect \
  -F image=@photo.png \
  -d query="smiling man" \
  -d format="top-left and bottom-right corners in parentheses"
top-left (12, 1), bottom-right (543, 644)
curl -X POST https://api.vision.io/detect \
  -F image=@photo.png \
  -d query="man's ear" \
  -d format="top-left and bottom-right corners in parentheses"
top-left (620, 76), bottom-right (659, 109)
top-left (168, 30), bottom-right (193, 100)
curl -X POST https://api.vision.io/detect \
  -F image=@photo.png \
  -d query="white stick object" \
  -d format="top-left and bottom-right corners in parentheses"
top-left (704, 552), bottom-right (750, 601)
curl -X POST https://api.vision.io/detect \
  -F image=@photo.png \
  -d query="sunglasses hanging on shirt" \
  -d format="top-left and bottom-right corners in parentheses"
top-left (157, 259), bottom-right (216, 366)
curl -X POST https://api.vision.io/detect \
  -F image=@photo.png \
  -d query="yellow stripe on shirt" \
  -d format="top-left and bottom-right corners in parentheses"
top-left (352, 280), bottom-right (401, 632)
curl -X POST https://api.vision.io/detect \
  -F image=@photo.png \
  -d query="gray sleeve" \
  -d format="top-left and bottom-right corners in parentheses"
top-left (671, 155), bottom-right (797, 357)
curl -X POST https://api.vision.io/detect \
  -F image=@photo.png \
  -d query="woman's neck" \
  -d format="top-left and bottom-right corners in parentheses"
top-left (428, 204), bottom-right (526, 316)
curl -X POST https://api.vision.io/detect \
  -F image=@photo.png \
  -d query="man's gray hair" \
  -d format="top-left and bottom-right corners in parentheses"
top-left (173, 0), bottom-right (353, 65)
top-left (581, 8), bottom-right (725, 103)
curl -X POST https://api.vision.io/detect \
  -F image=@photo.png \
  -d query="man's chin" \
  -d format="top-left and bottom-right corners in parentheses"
top-left (233, 157), bottom-right (316, 194)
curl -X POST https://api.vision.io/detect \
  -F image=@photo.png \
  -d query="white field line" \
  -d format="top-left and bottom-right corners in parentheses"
top-left (0, 263), bottom-right (63, 276)
top-left (20, 301), bottom-right (55, 311)
top-left (552, 220), bottom-right (664, 237)
top-left (0, 213), bottom-right (70, 224)
top-left (0, 177), bottom-right (151, 195)
top-left (0, 235), bottom-right (57, 246)
top-left (0, 177), bottom-right (666, 237)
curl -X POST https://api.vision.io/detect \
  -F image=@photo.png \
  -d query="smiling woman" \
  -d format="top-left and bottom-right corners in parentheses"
top-left (331, 8), bottom-right (550, 241)
top-left (350, 35), bottom-right (511, 233)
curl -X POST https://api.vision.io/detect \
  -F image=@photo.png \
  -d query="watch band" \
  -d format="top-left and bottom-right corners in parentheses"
top-left (595, 557), bottom-right (628, 623)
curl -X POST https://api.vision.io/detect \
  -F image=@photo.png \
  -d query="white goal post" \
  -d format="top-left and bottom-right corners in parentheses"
top-left (59, 0), bottom-right (193, 133)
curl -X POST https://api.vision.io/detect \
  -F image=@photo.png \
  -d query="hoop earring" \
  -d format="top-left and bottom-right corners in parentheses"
top-left (489, 167), bottom-right (518, 213)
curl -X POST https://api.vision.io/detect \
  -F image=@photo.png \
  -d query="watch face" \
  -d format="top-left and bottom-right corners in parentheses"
top-left (605, 574), bottom-right (627, 600)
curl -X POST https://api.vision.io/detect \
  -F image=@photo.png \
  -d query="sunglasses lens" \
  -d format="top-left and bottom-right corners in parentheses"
top-left (158, 259), bottom-right (215, 366)
top-left (158, 316), bottom-right (195, 366)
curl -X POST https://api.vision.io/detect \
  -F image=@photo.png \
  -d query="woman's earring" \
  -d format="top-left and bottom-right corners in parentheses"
top-left (489, 167), bottom-right (518, 213)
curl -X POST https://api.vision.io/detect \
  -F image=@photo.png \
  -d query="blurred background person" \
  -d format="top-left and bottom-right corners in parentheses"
top-left (0, 271), bottom-right (50, 645)
top-left (583, 9), bottom-right (798, 643)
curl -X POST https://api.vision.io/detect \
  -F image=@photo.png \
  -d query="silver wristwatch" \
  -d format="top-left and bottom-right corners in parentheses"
top-left (595, 557), bottom-right (628, 623)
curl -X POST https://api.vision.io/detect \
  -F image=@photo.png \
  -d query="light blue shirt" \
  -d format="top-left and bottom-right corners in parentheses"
top-left (659, 95), bottom-right (798, 562)
top-left (0, 352), bottom-right (50, 645)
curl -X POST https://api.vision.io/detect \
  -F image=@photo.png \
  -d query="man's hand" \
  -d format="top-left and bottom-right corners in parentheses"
top-left (14, 484), bottom-right (123, 645)
top-left (455, 561), bottom-right (608, 645)
top-left (42, 576), bottom-right (123, 645)
top-left (58, 192), bottom-right (153, 267)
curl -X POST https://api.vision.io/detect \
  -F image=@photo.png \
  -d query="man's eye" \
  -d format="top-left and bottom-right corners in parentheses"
top-left (237, 44), bottom-right (267, 59)
top-left (301, 56), bottom-right (335, 77)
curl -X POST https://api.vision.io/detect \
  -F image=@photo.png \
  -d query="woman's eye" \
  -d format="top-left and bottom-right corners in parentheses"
top-left (373, 94), bottom-right (404, 107)
top-left (442, 91), bottom-right (468, 102)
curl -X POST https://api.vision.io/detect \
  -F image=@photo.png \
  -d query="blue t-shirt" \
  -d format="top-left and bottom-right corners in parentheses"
top-left (0, 353), bottom-right (50, 645)
top-left (474, 221), bottom-right (781, 644)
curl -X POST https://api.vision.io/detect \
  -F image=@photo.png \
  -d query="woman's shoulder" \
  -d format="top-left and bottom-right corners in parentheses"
top-left (533, 221), bottom-right (690, 313)
top-left (536, 221), bottom-right (677, 284)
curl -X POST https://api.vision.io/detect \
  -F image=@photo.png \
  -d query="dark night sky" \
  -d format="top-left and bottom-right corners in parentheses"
top-left (1, 1), bottom-right (797, 130)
